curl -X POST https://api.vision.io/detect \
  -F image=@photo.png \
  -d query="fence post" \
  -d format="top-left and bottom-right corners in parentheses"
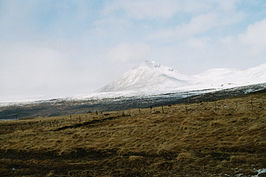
top-left (235, 101), bottom-right (238, 112)
top-left (250, 99), bottom-right (253, 111)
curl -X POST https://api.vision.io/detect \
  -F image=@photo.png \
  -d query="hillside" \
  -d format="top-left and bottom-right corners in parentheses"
top-left (1, 61), bottom-right (265, 121)
top-left (0, 91), bottom-right (265, 176)
top-left (1, 83), bottom-right (265, 120)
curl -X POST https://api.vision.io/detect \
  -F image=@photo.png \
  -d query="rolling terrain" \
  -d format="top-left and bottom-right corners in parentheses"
top-left (0, 83), bottom-right (265, 120)
top-left (0, 90), bottom-right (265, 176)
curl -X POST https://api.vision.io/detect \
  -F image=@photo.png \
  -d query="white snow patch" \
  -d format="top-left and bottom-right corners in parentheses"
top-left (252, 168), bottom-right (266, 177)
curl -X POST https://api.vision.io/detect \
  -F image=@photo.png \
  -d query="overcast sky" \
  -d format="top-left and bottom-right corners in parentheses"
top-left (0, 0), bottom-right (266, 101)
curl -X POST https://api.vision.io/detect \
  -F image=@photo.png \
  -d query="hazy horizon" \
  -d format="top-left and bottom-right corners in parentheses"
top-left (1, 0), bottom-right (266, 101)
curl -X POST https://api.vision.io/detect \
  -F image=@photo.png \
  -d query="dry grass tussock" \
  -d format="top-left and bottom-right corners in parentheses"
top-left (0, 92), bottom-right (265, 176)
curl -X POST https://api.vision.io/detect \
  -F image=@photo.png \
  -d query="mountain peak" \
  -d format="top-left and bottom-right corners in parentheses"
top-left (141, 60), bottom-right (175, 72)
top-left (99, 61), bottom-right (188, 92)
top-left (144, 60), bottom-right (161, 68)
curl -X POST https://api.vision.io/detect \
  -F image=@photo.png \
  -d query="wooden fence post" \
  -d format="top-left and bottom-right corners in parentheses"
top-left (235, 101), bottom-right (238, 112)
top-left (250, 99), bottom-right (253, 111)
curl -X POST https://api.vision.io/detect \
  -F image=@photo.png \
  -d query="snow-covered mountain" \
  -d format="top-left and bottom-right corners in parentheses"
top-left (98, 61), bottom-right (266, 96)
top-left (99, 61), bottom-right (190, 92)
top-left (1, 61), bottom-right (265, 105)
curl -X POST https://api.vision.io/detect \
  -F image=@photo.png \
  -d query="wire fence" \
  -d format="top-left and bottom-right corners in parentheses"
top-left (1, 99), bottom-right (265, 131)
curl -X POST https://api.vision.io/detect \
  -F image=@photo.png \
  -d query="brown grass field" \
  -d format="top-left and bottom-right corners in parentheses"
top-left (0, 91), bottom-right (265, 177)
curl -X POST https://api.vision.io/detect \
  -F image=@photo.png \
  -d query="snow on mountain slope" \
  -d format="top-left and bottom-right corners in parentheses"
top-left (193, 63), bottom-right (266, 89)
top-left (241, 63), bottom-right (266, 84)
top-left (99, 61), bottom-right (190, 92)
top-left (98, 61), bottom-right (266, 97)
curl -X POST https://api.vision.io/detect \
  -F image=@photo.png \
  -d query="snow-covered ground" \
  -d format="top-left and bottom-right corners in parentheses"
top-left (253, 168), bottom-right (266, 177)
